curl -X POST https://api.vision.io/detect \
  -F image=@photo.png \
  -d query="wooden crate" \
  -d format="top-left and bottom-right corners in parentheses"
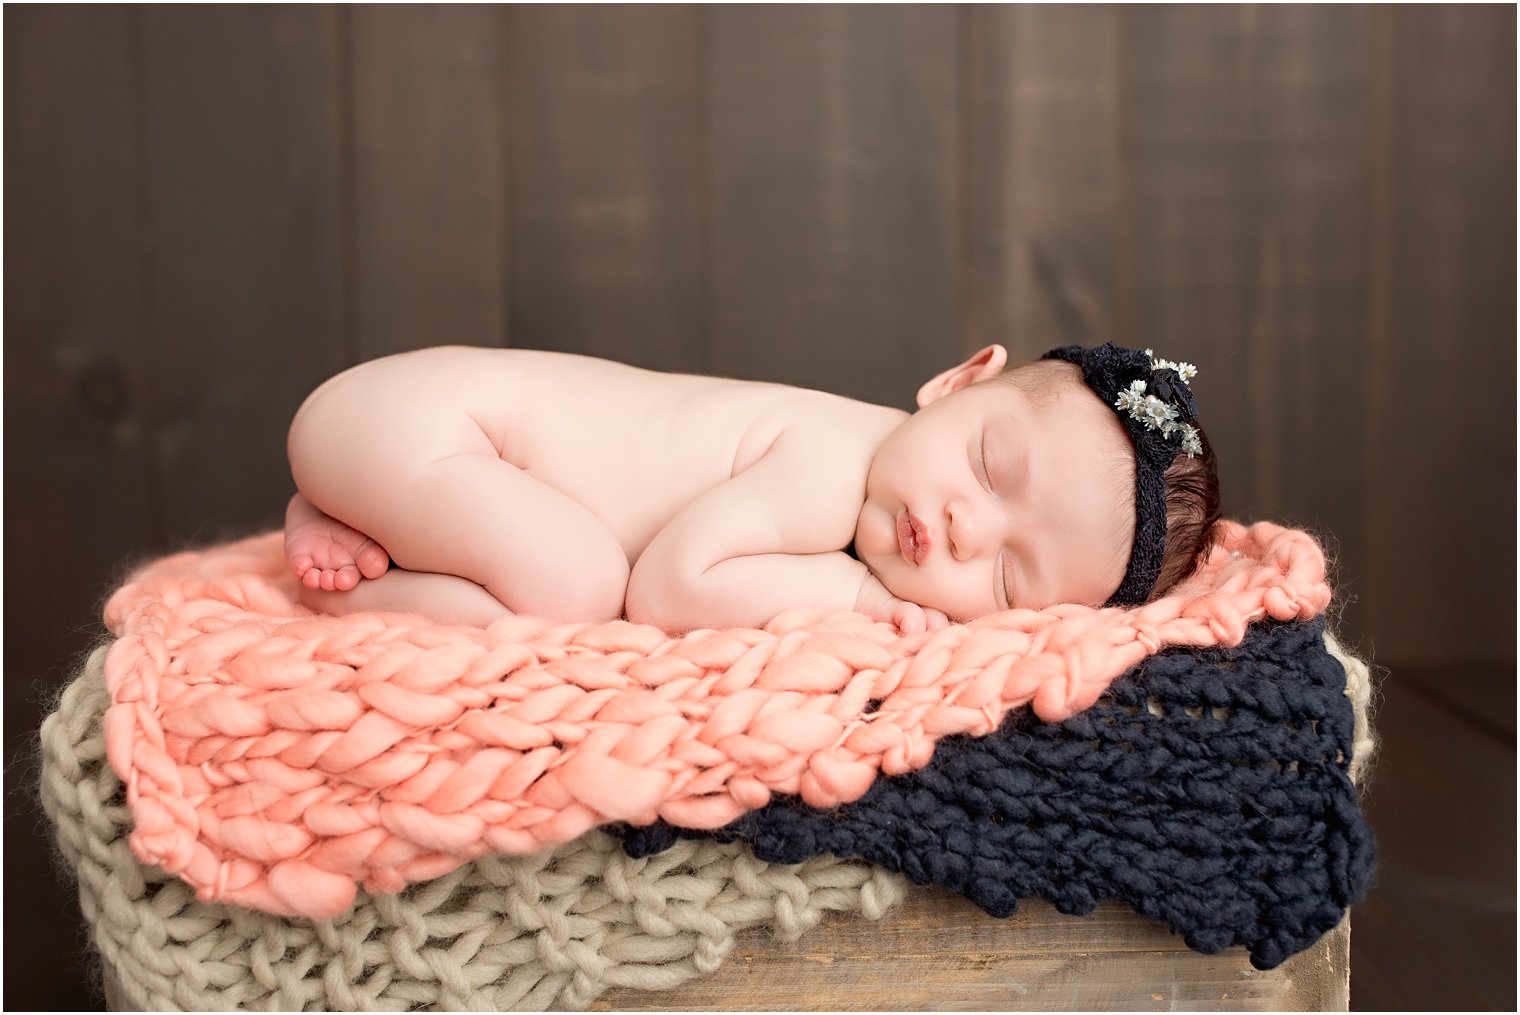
top-left (593, 892), bottom-right (1350, 1011)
top-left (102, 892), bottom-right (1348, 1011)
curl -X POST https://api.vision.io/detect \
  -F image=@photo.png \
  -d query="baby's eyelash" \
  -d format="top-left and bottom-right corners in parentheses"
top-left (982, 431), bottom-right (1011, 608)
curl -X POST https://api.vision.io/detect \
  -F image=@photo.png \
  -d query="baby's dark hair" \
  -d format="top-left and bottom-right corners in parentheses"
top-left (1149, 424), bottom-right (1222, 600)
top-left (1000, 358), bottom-right (1222, 603)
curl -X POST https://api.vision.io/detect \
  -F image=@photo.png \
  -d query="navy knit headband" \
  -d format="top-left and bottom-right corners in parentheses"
top-left (1041, 342), bottom-right (1203, 607)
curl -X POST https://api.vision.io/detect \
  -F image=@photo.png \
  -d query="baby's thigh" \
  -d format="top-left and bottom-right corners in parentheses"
top-left (380, 454), bottom-right (630, 622)
top-left (288, 390), bottom-right (628, 622)
top-left (286, 378), bottom-right (482, 527)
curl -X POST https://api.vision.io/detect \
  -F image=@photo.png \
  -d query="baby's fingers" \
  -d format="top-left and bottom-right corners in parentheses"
top-left (922, 608), bottom-right (951, 631)
top-left (890, 602), bottom-right (927, 634)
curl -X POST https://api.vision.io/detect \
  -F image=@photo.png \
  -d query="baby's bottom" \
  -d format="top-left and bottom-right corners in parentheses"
top-left (286, 388), bottom-right (629, 627)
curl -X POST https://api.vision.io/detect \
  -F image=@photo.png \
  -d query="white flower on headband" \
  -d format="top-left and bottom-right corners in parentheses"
top-left (1144, 348), bottom-right (1198, 383)
top-left (1141, 398), bottom-right (1176, 427)
top-left (1159, 416), bottom-right (1204, 457)
top-left (1114, 379), bottom-right (1148, 414)
top-left (1113, 359), bottom-right (1202, 458)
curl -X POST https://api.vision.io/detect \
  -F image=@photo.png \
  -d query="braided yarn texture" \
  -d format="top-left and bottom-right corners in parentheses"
top-left (623, 620), bottom-right (1376, 970)
top-left (42, 647), bottom-right (907, 1011)
top-left (100, 520), bottom-right (1329, 919)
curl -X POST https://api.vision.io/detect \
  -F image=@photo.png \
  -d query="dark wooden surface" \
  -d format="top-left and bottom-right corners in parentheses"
top-left (6, 5), bottom-right (1514, 1009)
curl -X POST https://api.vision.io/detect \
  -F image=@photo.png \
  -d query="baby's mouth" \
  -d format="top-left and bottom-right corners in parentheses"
top-left (897, 510), bottom-right (930, 565)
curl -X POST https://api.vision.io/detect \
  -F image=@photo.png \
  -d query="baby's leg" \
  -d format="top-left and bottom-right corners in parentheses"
top-left (289, 403), bottom-right (629, 625)
top-left (298, 568), bottom-right (512, 628)
top-left (284, 492), bottom-right (391, 591)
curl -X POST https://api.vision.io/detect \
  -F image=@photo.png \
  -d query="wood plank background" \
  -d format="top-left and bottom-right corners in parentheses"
top-left (5, 5), bottom-right (1513, 1009)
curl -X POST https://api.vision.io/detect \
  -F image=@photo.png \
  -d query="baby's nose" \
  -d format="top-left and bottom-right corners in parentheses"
top-left (945, 501), bottom-right (990, 561)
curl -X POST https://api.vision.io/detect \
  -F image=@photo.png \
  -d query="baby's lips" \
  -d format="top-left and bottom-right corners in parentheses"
top-left (896, 510), bottom-right (931, 564)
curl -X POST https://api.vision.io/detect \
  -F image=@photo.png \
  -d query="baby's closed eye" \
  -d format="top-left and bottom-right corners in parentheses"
top-left (997, 548), bottom-right (1016, 610)
top-left (976, 430), bottom-right (994, 492)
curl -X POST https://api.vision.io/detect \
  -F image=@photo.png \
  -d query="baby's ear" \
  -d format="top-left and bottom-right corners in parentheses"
top-left (916, 344), bottom-right (1009, 408)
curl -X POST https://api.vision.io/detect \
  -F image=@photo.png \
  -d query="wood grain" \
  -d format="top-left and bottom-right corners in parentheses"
top-left (1361, 5), bottom-right (1516, 665)
top-left (1230, 8), bottom-right (1376, 536)
top-left (593, 892), bottom-right (1349, 1011)
top-left (2, 7), bottom-right (155, 654)
top-left (137, 5), bottom-right (346, 538)
top-left (3, 7), bottom-right (156, 1007)
top-left (504, 5), bottom-right (708, 372)
top-left (709, 5), bottom-right (959, 405)
top-left (962, 5), bottom-right (1122, 362)
top-left (1117, 6), bottom-right (1266, 520)
top-left (350, 4), bottom-right (507, 358)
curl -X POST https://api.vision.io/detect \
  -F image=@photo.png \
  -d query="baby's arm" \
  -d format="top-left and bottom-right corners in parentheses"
top-left (625, 435), bottom-right (945, 632)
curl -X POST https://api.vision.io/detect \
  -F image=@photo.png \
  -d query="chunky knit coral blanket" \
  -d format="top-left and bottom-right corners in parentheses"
top-left (102, 521), bottom-right (1330, 920)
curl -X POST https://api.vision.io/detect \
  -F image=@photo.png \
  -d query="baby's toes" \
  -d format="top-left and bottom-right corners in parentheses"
top-left (354, 542), bottom-right (389, 580)
top-left (333, 565), bottom-right (361, 591)
top-left (289, 554), bottom-right (314, 580)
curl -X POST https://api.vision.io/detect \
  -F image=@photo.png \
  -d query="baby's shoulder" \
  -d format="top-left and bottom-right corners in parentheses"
top-left (741, 389), bottom-right (905, 476)
top-left (768, 385), bottom-right (906, 438)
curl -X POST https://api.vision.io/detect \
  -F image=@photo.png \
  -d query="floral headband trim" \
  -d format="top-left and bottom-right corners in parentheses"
top-left (1041, 343), bottom-right (1206, 607)
top-left (1113, 351), bottom-right (1202, 458)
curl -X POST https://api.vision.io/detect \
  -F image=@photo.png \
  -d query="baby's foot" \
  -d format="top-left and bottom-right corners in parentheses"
top-left (285, 513), bottom-right (390, 592)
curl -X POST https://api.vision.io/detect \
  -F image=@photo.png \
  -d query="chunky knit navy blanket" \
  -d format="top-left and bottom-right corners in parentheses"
top-left (621, 618), bottom-right (1375, 970)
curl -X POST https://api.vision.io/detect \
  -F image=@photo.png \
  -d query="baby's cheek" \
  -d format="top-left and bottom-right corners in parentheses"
top-left (855, 504), bottom-right (900, 562)
top-left (945, 575), bottom-right (1000, 621)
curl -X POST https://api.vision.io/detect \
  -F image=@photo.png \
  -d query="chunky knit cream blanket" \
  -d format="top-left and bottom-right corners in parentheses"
top-left (43, 646), bottom-right (907, 1011)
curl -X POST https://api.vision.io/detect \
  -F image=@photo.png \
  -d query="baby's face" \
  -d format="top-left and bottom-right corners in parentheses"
top-left (855, 365), bottom-right (1135, 620)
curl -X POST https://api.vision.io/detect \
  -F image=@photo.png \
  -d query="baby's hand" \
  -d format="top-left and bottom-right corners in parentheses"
top-left (887, 599), bottom-right (951, 635)
top-left (854, 573), bottom-right (951, 635)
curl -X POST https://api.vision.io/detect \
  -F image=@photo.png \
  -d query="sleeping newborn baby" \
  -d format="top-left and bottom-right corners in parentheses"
top-left (285, 342), bottom-right (1219, 633)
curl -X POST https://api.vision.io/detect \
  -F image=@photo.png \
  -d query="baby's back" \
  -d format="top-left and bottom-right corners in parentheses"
top-left (298, 346), bottom-right (884, 561)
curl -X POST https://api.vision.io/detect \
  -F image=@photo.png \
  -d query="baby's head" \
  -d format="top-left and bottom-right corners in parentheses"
top-left (855, 342), bottom-right (1220, 620)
